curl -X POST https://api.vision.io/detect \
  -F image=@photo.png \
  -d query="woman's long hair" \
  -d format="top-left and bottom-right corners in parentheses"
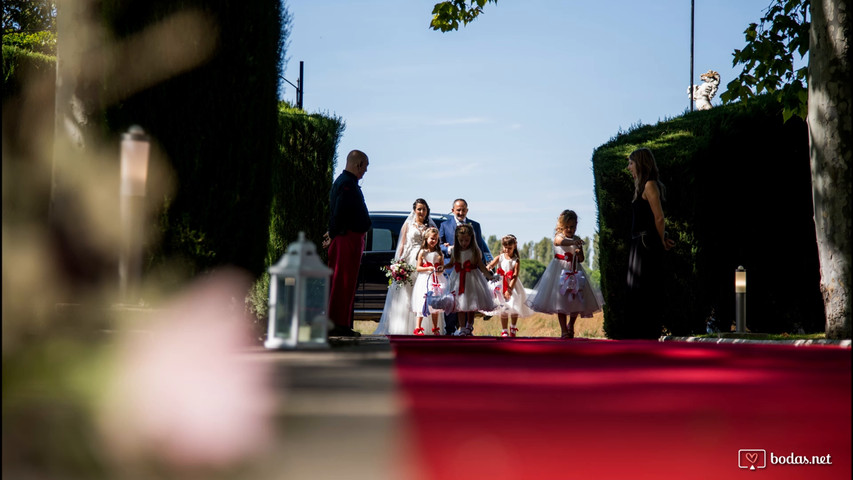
top-left (629, 148), bottom-right (667, 202)
top-left (413, 198), bottom-right (430, 219)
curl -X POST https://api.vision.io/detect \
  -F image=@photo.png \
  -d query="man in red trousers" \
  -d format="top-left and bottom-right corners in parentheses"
top-left (323, 150), bottom-right (371, 337)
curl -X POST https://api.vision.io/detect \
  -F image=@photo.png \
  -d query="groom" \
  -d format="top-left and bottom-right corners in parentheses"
top-left (439, 198), bottom-right (493, 335)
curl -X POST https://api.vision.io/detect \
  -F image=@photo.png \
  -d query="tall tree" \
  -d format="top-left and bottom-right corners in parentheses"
top-left (807, 0), bottom-right (851, 338)
top-left (533, 237), bottom-right (551, 265)
top-left (591, 231), bottom-right (600, 271)
top-left (580, 236), bottom-right (591, 271)
top-left (518, 240), bottom-right (533, 260)
top-left (2, 0), bottom-right (56, 33)
top-left (723, 0), bottom-right (850, 338)
top-left (430, 0), bottom-right (851, 338)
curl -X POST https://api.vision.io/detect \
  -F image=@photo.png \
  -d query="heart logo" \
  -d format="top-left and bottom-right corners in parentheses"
top-left (745, 453), bottom-right (758, 464)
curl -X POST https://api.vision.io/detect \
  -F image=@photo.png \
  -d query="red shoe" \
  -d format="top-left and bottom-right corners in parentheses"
top-left (432, 327), bottom-right (441, 335)
top-left (501, 330), bottom-right (509, 337)
top-left (510, 326), bottom-right (519, 337)
top-left (414, 327), bottom-right (425, 336)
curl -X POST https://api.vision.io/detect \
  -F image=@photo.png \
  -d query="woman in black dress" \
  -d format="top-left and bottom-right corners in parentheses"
top-left (626, 148), bottom-right (675, 338)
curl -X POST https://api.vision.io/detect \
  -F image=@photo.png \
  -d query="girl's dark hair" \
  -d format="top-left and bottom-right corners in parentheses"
top-left (501, 234), bottom-right (519, 260)
top-left (449, 223), bottom-right (481, 265)
top-left (421, 227), bottom-right (440, 251)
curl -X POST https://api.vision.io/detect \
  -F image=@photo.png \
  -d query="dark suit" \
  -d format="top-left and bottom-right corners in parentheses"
top-left (327, 170), bottom-right (371, 328)
top-left (439, 217), bottom-right (493, 334)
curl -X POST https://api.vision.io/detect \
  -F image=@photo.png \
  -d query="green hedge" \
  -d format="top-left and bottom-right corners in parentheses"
top-left (247, 105), bottom-right (345, 324)
top-left (101, 0), bottom-right (285, 278)
top-left (2, 44), bottom-right (55, 100)
top-left (519, 258), bottom-right (546, 290)
top-left (593, 95), bottom-right (823, 338)
top-left (1, 31), bottom-right (56, 56)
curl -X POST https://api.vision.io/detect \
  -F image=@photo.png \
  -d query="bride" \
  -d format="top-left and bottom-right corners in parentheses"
top-left (373, 198), bottom-right (437, 335)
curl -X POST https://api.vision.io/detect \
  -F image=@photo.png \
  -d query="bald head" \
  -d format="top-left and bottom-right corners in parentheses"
top-left (345, 150), bottom-right (369, 179)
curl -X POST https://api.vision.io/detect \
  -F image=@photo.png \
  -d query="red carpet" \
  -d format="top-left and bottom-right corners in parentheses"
top-left (389, 337), bottom-right (851, 480)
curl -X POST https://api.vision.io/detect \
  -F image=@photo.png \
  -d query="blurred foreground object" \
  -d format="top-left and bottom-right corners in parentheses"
top-left (99, 269), bottom-right (275, 470)
top-left (266, 232), bottom-right (332, 350)
top-left (118, 125), bottom-right (150, 304)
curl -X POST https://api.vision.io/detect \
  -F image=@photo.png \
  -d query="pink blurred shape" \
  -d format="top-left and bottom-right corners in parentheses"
top-left (100, 269), bottom-right (276, 469)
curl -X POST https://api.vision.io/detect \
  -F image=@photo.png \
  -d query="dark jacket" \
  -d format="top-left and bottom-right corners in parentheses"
top-left (328, 170), bottom-right (371, 238)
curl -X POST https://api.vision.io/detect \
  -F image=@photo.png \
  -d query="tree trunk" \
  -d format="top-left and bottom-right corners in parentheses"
top-left (808, 0), bottom-right (852, 339)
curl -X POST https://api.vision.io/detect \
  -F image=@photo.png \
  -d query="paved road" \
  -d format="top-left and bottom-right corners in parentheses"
top-left (238, 337), bottom-right (407, 480)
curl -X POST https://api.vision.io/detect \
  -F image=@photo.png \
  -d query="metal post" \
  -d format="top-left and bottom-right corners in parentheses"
top-left (119, 126), bottom-right (150, 304)
top-left (689, 0), bottom-right (695, 112)
top-left (735, 266), bottom-right (747, 333)
top-left (298, 61), bottom-right (304, 109)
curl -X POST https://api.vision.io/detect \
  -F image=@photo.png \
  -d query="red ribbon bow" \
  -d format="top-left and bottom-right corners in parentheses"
top-left (454, 260), bottom-right (474, 294)
top-left (496, 267), bottom-right (515, 294)
top-left (422, 262), bottom-right (443, 290)
top-left (554, 252), bottom-right (574, 262)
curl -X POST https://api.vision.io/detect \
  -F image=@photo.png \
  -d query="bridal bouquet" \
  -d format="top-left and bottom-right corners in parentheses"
top-left (381, 259), bottom-right (416, 289)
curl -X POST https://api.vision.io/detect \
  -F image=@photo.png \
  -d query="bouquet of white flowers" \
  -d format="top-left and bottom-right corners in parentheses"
top-left (381, 259), bottom-right (416, 289)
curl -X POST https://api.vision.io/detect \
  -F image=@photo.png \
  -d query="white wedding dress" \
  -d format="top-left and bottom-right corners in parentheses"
top-left (373, 217), bottom-right (432, 335)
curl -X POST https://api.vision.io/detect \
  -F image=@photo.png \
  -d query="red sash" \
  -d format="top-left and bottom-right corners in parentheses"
top-left (496, 267), bottom-right (515, 294)
top-left (422, 262), bottom-right (441, 290)
top-left (453, 260), bottom-right (474, 294)
top-left (554, 252), bottom-right (574, 262)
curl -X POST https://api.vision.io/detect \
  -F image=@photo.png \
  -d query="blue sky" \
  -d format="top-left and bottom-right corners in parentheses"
top-left (284, 0), bottom-right (788, 247)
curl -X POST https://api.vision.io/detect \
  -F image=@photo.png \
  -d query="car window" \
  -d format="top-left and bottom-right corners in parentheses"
top-left (369, 228), bottom-right (393, 251)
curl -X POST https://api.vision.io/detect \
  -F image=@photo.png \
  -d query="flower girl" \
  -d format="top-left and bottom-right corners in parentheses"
top-left (411, 227), bottom-right (446, 335)
top-left (528, 210), bottom-right (602, 338)
top-left (486, 234), bottom-right (533, 337)
top-left (446, 224), bottom-right (496, 336)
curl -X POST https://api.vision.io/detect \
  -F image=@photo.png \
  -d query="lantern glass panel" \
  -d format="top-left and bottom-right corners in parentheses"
top-left (274, 276), bottom-right (296, 340)
top-left (301, 276), bottom-right (327, 342)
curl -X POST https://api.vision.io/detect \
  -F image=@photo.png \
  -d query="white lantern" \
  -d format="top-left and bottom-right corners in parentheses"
top-left (265, 232), bottom-right (332, 349)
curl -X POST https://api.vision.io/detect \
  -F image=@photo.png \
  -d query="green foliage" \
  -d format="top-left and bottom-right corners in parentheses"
top-left (588, 269), bottom-right (601, 290)
top-left (519, 258), bottom-right (546, 289)
top-left (580, 236), bottom-right (591, 270)
top-left (2, 44), bottom-right (55, 99)
top-left (430, 0), bottom-right (497, 32)
top-left (532, 236), bottom-right (552, 264)
top-left (518, 240), bottom-right (533, 260)
top-left (1, 30), bottom-right (56, 55)
top-left (246, 105), bottom-right (345, 322)
top-left (721, 0), bottom-right (810, 122)
top-left (594, 95), bottom-right (823, 338)
top-left (487, 234), bottom-right (501, 259)
top-left (100, 0), bottom-right (287, 279)
top-left (2, 0), bottom-right (56, 33)
top-left (590, 232), bottom-right (600, 271)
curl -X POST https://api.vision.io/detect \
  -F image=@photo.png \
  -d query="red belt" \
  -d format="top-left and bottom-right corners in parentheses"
top-left (496, 267), bottom-right (515, 294)
top-left (453, 260), bottom-right (474, 294)
top-left (422, 262), bottom-right (442, 290)
top-left (555, 252), bottom-right (574, 261)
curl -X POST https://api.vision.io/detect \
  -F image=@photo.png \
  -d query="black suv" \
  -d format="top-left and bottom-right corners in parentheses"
top-left (354, 211), bottom-right (453, 321)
